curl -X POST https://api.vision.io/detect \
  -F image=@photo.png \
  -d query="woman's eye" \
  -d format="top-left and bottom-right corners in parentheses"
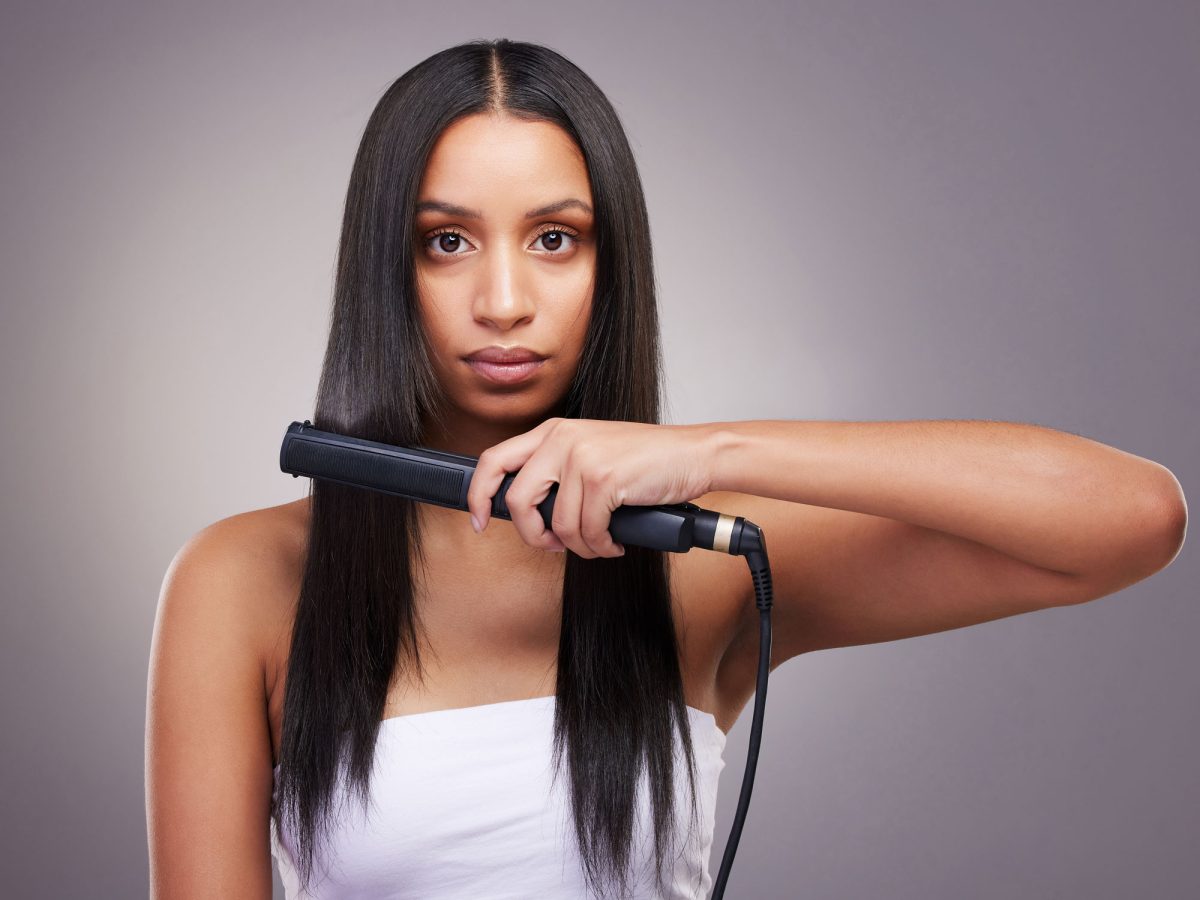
top-left (426, 230), bottom-right (473, 257)
top-left (533, 229), bottom-right (577, 254)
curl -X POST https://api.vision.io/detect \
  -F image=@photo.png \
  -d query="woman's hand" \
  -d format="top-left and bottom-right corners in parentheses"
top-left (466, 418), bottom-right (720, 558)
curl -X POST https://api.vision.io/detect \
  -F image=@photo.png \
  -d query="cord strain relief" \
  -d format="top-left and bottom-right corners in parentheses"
top-left (750, 564), bottom-right (773, 610)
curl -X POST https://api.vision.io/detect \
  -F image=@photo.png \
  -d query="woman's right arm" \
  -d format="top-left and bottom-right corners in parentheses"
top-left (146, 517), bottom-right (279, 897)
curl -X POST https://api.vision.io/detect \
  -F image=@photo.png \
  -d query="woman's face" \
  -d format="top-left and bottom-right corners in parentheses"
top-left (413, 112), bottom-right (596, 438)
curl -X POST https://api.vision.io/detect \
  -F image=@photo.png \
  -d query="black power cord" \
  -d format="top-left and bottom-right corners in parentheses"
top-left (710, 529), bottom-right (773, 898)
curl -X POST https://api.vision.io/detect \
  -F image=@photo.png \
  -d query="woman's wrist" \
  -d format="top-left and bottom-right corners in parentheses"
top-left (698, 421), bottom-right (748, 495)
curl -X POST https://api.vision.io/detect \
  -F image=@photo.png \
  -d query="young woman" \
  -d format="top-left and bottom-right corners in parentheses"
top-left (145, 39), bottom-right (1187, 899)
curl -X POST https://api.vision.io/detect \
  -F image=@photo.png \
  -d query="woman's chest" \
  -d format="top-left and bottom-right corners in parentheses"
top-left (265, 543), bottom-right (741, 764)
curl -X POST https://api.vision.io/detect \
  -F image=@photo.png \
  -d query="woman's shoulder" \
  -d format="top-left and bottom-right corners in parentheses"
top-left (174, 498), bottom-right (308, 597)
top-left (147, 501), bottom-right (309, 881)
top-left (162, 498), bottom-right (309, 684)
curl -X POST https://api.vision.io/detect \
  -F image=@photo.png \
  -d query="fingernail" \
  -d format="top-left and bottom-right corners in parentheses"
top-left (470, 514), bottom-right (481, 534)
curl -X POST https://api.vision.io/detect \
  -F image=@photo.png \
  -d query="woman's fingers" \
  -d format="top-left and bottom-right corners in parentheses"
top-left (465, 418), bottom-right (558, 531)
top-left (579, 471), bottom-right (623, 558)
top-left (508, 467), bottom-right (565, 552)
top-left (463, 418), bottom-right (625, 558)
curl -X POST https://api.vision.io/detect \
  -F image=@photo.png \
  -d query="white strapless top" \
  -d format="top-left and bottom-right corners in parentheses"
top-left (270, 695), bottom-right (727, 899)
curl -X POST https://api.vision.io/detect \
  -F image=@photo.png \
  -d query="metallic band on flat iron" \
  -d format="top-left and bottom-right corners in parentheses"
top-left (713, 513), bottom-right (736, 554)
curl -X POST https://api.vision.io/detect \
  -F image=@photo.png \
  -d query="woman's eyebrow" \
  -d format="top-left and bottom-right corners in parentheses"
top-left (414, 198), bottom-right (594, 218)
top-left (525, 198), bottom-right (593, 218)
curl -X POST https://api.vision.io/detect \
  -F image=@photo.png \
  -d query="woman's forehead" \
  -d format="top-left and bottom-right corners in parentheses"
top-left (417, 114), bottom-right (592, 214)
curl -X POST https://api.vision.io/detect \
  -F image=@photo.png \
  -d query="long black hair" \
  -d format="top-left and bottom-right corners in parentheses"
top-left (272, 38), bottom-right (701, 898)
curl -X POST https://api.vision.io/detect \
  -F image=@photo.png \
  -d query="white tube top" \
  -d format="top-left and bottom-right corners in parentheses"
top-left (270, 694), bottom-right (727, 899)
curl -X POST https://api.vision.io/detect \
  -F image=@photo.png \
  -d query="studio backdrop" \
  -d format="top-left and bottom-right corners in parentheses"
top-left (0, 2), bottom-right (1195, 897)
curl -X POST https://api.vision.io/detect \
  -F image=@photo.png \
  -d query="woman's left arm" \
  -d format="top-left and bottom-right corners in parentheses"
top-left (467, 416), bottom-right (1186, 665)
top-left (703, 418), bottom-right (1187, 660)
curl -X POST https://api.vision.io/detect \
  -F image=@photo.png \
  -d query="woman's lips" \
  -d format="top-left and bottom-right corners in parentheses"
top-left (465, 358), bottom-right (546, 384)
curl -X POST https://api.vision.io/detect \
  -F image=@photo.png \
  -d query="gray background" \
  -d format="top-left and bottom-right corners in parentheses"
top-left (1, 1), bottom-right (1195, 896)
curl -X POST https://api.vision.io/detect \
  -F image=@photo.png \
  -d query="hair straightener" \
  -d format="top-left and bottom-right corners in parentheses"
top-left (279, 419), bottom-right (774, 898)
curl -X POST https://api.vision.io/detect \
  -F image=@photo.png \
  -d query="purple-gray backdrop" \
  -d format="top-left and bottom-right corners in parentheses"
top-left (1, 1), bottom-right (1195, 897)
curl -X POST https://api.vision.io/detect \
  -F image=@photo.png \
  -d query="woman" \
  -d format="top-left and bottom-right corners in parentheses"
top-left (145, 38), bottom-right (1187, 899)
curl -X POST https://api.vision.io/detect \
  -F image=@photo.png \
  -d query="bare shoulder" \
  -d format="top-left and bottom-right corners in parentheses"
top-left (184, 497), bottom-right (308, 580)
top-left (149, 496), bottom-right (308, 747)
top-left (164, 498), bottom-right (306, 665)
top-left (146, 497), bottom-right (307, 895)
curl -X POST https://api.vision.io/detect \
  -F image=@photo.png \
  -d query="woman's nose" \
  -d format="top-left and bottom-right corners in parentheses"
top-left (472, 241), bottom-right (536, 329)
